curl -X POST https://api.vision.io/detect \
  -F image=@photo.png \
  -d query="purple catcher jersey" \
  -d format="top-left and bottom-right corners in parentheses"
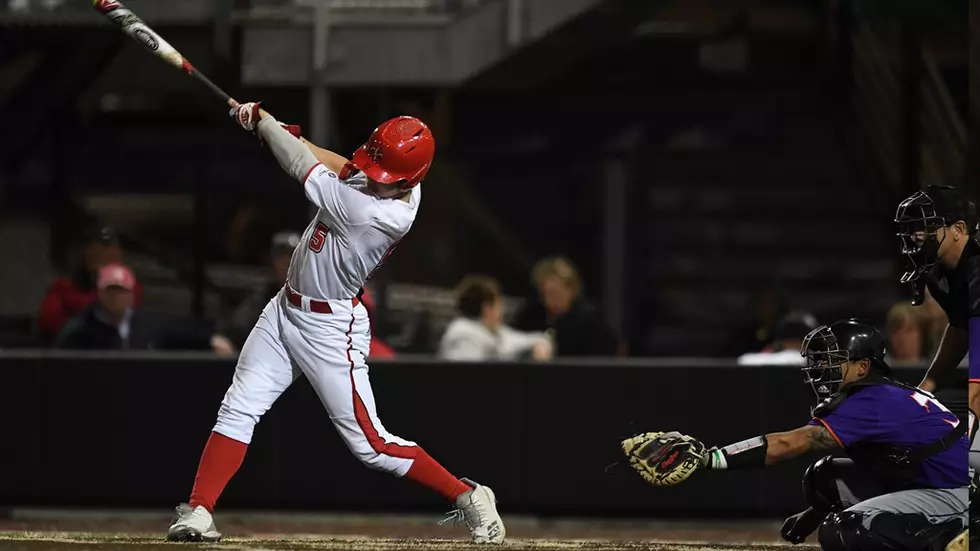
top-left (808, 384), bottom-right (968, 488)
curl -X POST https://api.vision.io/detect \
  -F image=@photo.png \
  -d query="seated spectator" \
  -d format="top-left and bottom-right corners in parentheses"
top-left (220, 231), bottom-right (299, 347)
top-left (737, 310), bottom-right (818, 365)
top-left (38, 225), bottom-right (143, 344)
top-left (724, 289), bottom-right (786, 356)
top-left (56, 263), bottom-right (235, 355)
top-left (513, 256), bottom-right (621, 357)
top-left (360, 286), bottom-right (397, 359)
top-left (438, 275), bottom-right (552, 361)
top-left (884, 302), bottom-right (925, 363)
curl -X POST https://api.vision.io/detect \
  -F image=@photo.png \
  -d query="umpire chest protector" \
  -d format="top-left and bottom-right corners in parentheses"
top-left (812, 376), bottom-right (966, 491)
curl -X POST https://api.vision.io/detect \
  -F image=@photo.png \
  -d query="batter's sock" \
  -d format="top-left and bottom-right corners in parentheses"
top-left (188, 431), bottom-right (247, 512)
top-left (404, 448), bottom-right (471, 502)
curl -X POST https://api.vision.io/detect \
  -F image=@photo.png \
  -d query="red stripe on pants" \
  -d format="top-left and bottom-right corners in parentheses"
top-left (346, 313), bottom-right (417, 460)
top-left (345, 312), bottom-right (469, 501)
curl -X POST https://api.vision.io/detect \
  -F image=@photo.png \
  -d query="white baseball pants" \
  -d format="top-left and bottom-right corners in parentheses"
top-left (212, 288), bottom-right (418, 476)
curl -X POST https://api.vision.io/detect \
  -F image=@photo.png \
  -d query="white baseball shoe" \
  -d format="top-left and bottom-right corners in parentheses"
top-left (439, 478), bottom-right (505, 544)
top-left (166, 503), bottom-right (222, 542)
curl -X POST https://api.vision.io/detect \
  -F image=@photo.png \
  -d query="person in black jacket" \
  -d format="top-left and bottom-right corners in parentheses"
top-left (513, 256), bottom-right (621, 357)
top-left (56, 263), bottom-right (236, 355)
top-left (219, 231), bottom-right (299, 348)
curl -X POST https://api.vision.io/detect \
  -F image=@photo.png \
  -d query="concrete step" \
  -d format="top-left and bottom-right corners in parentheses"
top-left (635, 222), bottom-right (888, 251)
top-left (644, 185), bottom-right (886, 216)
top-left (639, 254), bottom-right (895, 283)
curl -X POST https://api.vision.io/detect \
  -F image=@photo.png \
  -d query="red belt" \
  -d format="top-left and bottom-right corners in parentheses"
top-left (284, 286), bottom-right (359, 314)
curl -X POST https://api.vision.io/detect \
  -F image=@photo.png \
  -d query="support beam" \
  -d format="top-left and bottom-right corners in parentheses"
top-left (309, 2), bottom-right (333, 219)
top-left (600, 157), bottom-right (628, 343)
top-left (601, 125), bottom-right (642, 349)
top-left (899, 20), bottom-right (922, 194)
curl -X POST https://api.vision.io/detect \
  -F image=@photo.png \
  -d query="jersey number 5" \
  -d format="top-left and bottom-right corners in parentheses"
top-left (309, 222), bottom-right (330, 253)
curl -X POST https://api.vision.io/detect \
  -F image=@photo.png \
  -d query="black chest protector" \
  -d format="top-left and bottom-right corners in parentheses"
top-left (811, 375), bottom-right (966, 491)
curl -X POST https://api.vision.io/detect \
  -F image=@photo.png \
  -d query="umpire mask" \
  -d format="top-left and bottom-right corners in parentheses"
top-left (800, 325), bottom-right (846, 400)
top-left (894, 188), bottom-right (947, 284)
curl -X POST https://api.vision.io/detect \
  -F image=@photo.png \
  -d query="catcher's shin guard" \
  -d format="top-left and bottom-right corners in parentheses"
top-left (780, 506), bottom-right (827, 544)
top-left (818, 510), bottom-right (963, 551)
top-left (803, 455), bottom-right (845, 513)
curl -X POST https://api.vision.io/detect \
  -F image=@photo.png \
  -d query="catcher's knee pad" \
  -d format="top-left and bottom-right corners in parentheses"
top-left (818, 510), bottom-right (963, 551)
top-left (803, 455), bottom-right (844, 513)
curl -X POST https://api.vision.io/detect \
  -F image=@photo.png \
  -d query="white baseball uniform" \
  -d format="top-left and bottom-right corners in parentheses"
top-left (212, 159), bottom-right (423, 477)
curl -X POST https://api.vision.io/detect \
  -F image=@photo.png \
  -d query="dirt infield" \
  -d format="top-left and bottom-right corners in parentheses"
top-left (0, 533), bottom-right (819, 551)
top-left (0, 511), bottom-right (821, 551)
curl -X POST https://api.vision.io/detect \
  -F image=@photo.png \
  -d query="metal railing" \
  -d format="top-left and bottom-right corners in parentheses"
top-left (849, 21), bottom-right (965, 192)
top-left (0, 0), bottom-right (484, 19)
top-left (918, 51), bottom-right (966, 185)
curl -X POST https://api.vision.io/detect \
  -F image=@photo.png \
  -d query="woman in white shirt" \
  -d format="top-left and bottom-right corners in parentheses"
top-left (438, 275), bottom-right (552, 362)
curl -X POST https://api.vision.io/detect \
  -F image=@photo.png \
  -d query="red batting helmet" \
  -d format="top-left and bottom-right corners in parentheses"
top-left (347, 116), bottom-right (435, 189)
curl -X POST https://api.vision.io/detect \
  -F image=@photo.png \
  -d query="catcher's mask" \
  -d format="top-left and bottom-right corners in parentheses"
top-left (800, 319), bottom-right (887, 400)
top-left (894, 189), bottom-right (947, 284)
top-left (894, 185), bottom-right (978, 285)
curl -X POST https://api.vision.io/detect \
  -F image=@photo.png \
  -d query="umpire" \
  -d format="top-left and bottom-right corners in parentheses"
top-left (894, 184), bottom-right (977, 549)
top-left (900, 185), bottom-right (978, 397)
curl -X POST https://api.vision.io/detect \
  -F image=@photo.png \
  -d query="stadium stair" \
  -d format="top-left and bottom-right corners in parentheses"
top-left (0, 28), bottom-right (123, 175)
top-left (633, 80), bottom-right (900, 357)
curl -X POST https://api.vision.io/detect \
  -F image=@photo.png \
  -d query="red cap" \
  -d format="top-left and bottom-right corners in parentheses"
top-left (98, 263), bottom-right (136, 290)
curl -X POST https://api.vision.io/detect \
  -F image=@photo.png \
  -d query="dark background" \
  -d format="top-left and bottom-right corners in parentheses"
top-left (0, 0), bottom-right (972, 526)
top-left (0, 0), bottom-right (970, 356)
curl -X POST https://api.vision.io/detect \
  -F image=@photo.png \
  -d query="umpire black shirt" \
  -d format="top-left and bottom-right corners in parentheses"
top-left (926, 238), bottom-right (979, 329)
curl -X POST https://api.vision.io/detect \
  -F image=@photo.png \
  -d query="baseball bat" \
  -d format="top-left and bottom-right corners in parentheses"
top-left (92, 0), bottom-right (239, 108)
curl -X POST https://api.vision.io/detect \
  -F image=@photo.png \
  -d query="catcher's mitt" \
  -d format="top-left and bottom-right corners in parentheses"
top-left (621, 431), bottom-right (707, 487)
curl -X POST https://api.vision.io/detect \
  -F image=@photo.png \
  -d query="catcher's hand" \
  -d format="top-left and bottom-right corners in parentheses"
top-left (621, 431), bottom-right (707, 487)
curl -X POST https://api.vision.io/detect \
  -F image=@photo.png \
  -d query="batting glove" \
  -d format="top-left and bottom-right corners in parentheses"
top-left (229, 101), bottom-right (263, 132)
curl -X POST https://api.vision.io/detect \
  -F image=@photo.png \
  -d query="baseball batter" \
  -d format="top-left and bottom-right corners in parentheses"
top-left (623, 319), bottom-right (968, 551)
top-left (166, 102), bottom-right (504, 544)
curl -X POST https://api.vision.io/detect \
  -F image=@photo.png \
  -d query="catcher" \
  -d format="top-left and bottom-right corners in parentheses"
top-left (623, 319), bottom-right (968, 551)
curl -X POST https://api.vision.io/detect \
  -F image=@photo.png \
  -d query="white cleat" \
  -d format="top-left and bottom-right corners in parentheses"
top-left (439, 478), bottom-right (505, 544)
top-left (166, 503), bottom-right (222, 542)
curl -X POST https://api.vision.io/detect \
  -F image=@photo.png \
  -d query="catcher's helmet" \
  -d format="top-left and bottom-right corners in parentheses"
top-left (800, 319), bottom-right (888, 400)
top-left (894, 184), bottom-right (978, 284)
top-left (345, 116), bottom-right (434, 189)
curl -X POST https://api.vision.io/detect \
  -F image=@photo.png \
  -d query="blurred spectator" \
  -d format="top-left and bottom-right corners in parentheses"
top-left (736, 310), bottom-right (818, 365)
top-left (514, 257), bottom-right (625, 356)
top-left (438, 275), bottom-right (552, 361)
top-left (37, 225), bottom-right (143, 344)
top-left (56, 263), bottom-right (235, 355)
top-left (512, 256), bottom-right (620, 357)
top-left (725, 290), bottom-right (786, 356)
top-left (884, 302), bottom-right (925, 363)
top-left (220, 231), bottom-right (298, 347)
top-left (360, 287), bottom-right (397, 359)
